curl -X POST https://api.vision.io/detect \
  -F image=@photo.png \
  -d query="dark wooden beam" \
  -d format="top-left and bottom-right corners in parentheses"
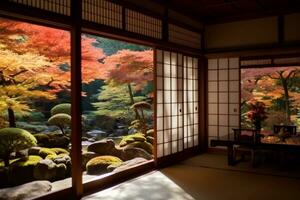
top-left (70, 0), bottom-right (83, 199)
top-left (278, 15), bottom-right (285, 44)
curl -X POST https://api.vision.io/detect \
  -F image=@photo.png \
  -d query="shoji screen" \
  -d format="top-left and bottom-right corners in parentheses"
top-left (156, 49), bottom-right (199, 158)
top-left (9, 0), bottom-right (71, 15)
top-left (207, 58), bottom-right (240, 147)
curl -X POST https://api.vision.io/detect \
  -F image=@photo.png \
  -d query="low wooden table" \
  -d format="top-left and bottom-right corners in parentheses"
top-left (210, 134), bottom-right (300, 166)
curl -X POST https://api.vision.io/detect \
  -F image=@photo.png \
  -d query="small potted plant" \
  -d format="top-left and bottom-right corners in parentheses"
top-left (247, 100), bottom-right (268, 131)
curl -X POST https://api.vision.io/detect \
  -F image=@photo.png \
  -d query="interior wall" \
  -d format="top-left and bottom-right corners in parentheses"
top-left (205, 17), bottom-right (278, 49)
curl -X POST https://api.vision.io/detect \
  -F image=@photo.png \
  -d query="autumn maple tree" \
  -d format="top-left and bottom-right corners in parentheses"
top-left (0, 18), bottom-right (108, 127)
top-left (103, 49), bottom-right (153, 118)
top-left (241, 66), bottom-right (300, 124)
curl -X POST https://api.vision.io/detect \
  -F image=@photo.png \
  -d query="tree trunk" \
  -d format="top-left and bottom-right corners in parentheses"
top-left (8, 108), bottom-right (16, 127)
top-left (59, 126), bottom-right (65, 135)
top-left (127, 83), bottom-right (140, 119)
top-left (281, 78), bottom-right (291, 124)
top-left (4, 155), bottom-right (9, 167)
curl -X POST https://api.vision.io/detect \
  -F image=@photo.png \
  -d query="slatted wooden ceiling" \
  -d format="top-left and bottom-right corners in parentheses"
top-left (152, 0), bottom-right (300, 23)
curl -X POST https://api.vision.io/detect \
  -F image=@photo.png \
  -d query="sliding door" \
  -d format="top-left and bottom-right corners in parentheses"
top-left (156, 49), bottom-right (200, 160)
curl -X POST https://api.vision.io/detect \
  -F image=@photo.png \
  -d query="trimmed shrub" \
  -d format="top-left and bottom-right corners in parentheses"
top-left (0, 128), bottom-right (37, 167)
top-left (50, 103), bottom-right (71, 116)
top-left (86, 156), bottom-right (122, 175)
top-left (48, 113), bottom-right (71, 135)
top-left (146, 136), bottom-right (154, 144)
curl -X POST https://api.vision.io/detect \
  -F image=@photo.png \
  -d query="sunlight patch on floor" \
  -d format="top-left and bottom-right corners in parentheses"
top-left (83, 171), bottom-right (195, 200)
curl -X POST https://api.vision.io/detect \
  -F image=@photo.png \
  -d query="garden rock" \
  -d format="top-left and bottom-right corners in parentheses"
top-left (120, 147), bottom-right (152, 161)
top-left (33, 159), bottom-right (57, 181)
top-left (9, 155), bottom-right (42, 185)
top-left (87, 139), bottom-right (119, 155)
top-left (111, 157), bottom-right (148, 172)
top-left (28, 146), bottom-right (42, 156)
top-left (0, 180), bottom-right (52, 200)
top-left (55, 163), bottom-right (67, 180)
top-left (82, 152), bottom-right (100, 169)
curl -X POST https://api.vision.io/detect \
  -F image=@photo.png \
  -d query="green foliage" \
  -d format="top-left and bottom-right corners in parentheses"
top-left (38, 148), bottom-right (57, 159)
top-left (51, 103), bottom-right (71, 116)
top-left (86, 155), bottom-right (123, 175)
top-left (0, 128), bottom-right (37, 166)
top-left (48, 113), bottom-right (71, 134)
top-left (93, 84), bottom-right (146, 120)
top-left (146, 136), bottom-right (154, 144)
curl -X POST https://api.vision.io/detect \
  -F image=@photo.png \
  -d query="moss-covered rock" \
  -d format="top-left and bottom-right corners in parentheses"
top-left (50, 103), bottom-right (71, 116)
top-left (124, 141), bottom-right (153, 154)
top-left (119, 133), bottom-right (146, 147)
top-left (39, 148), bottom-right (57, 159)
top-left (86, 156), bottom-right (123, 175)
top-left (82, 152), bottom-right (100, 170)
top-left (8, 155), bottom-right (42, 185)
top-left (146, 129), bottom-right (154, 137)
top-left (0, 128), bottom-right (37, 167)
top-left (50, 148), bottom-right (69, 155)
top-left (146, 136), bottom-right (154, 144)
top-left (33, 159), bottom-right (57, 181)
top-left (55, 163), bottom-right (67, 180)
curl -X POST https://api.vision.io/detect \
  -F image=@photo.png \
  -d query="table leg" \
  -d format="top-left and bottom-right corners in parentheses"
top-left (227, 145), bottom-right (235, 166)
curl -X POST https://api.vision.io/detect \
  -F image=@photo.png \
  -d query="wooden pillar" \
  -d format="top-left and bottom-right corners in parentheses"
top-left (70, 0), bottom-right (83, 199)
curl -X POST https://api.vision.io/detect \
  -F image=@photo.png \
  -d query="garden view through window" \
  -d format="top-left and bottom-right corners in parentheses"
top-left (241, 66), bottom-right (300, 134)
top-left (0, 17), bottom-right (153, 194)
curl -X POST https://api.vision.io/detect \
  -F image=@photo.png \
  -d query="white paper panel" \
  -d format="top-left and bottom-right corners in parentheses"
top-left (164, 143), bottom-right (171, 156)
top-left (188, 136), bottom-right (193, 147)
top-left (229, 104), bottom-right (239, 115)
top-left (172, 116), bottom-right (178, 128)
top-left (219, 126), bottom-right (229, 137)
top-left (164, 66), bottom-right (171, 77)
top-left (172, 129), bottom-right (178, 140)
top-left (229, 58), bottom-right (239, 69)
top-left (171, 52), bottom-right (177, 65)
top-left (229, 115), bottom-right (239, 126)
top-left (164, 90), bottom-right (171, 103)
top-left (219, 104), bottom-right (228, 114)
top-left (157, 144), bottom-right (164, 158)
top-left (218, 69), bottom-right (228, 80)
top-left (157, 131), bottom-right (164, 144)
top-left (219, 93), bottom-right (228, 103)
top-left (157, 104), bottom-right (163, 117)
top-left (163, 103), bottom-right (171, 116)
top-left (229, 81), bottom-right (239, 92)
top-left (164, 51), bottom-right (171, 64)
top-left (208, 126), bottom-right (218, 137)
top-left (178, 139), bottom-right (183, 151)
top-left (164, 129), bottom-right (171, 142)
top-left (157, 117), bottom-right (163, 130)
top-left (229, 92), bottom-right (239, 103)
top-left (219, 115), bottom-right (228, 126)
top-left (208, 82), bottom-right (218, 92)
top-left (157, 90), bottom-right (163, 103)
top-left (219, 81), bottom-right (228, 92)
top-left (194, 135), bottom-right (199, 146)
top-left (218, 58), bottom-right (228, 69)
top-left (208, 104), bottom-right (218, 114)
top-left (208, 70), bottom-right (218, 81)
top-left (229, 69), bottom-right (239, 80)
top-left (157, 63), bottom-right (163, 76)
top-left (208, 114), bottom-right (218, 125)
top-left (172, 141), bottom-right (178, 153)
top-left (171, 91), bottom-right (177, 103)
top-left (208, 93), bottom-right (218, 103)
top-left (208, 59), bottom-right (218, 70)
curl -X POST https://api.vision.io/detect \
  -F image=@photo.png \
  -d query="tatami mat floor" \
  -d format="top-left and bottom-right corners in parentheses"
top-left (83, 153), bottom-right (300, 200)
